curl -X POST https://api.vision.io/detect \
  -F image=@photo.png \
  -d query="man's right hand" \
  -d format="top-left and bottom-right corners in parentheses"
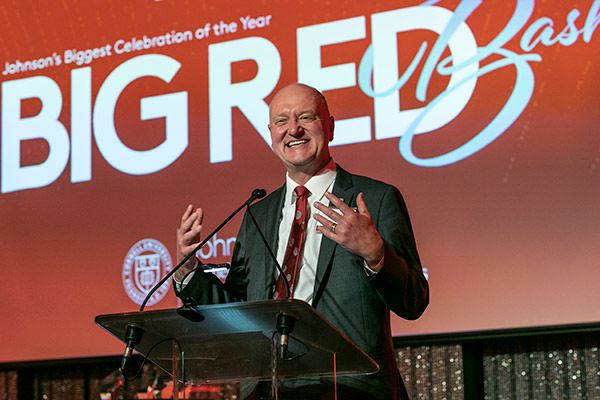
top-left (175, 204), bottom-right (204, 282)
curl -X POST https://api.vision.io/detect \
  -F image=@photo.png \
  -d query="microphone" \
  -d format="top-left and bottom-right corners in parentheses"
top-left (139, 188), bottom-right (267, 312)
top-left (120, 324), bottom-right (143, 373)
top-left (245, 200), bottom-right (295, 360)
top-left (246, 188), bottom-right (267, 204)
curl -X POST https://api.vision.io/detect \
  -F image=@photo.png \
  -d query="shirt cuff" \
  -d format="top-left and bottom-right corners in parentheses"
top-left (363, 256), bottom-right (384, 276)
top-left (173, 258), bottom-right (199, 291)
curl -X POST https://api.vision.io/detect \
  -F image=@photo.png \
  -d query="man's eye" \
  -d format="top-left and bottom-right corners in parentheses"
top-left (300, 115), bottom-right (316, 121)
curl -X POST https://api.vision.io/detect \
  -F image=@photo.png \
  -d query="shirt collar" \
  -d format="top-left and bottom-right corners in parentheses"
top-left (285, 159), bottom-right (337, 205)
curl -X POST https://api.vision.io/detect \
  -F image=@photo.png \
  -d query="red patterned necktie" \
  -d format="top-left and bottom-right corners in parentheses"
top-left (273, 186), bottom-right (310, 299)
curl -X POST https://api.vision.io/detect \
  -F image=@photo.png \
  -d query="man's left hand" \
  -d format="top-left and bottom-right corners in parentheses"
top-left (314, 192), bottom-right (383, 268)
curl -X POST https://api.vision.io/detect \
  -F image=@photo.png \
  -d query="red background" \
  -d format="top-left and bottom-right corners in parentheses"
top-left (1, 0), bottom-right (599, 362)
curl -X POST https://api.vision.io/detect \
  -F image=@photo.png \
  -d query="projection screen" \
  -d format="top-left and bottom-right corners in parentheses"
top-left (1, 0), bottom-right (599, 362)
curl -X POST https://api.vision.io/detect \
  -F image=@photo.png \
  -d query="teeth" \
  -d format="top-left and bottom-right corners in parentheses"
top-left (287, 140), bottom-right (308, 147)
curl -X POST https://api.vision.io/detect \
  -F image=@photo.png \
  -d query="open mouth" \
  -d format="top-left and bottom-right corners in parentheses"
top-left (286, 139), bottom-right (309, 147)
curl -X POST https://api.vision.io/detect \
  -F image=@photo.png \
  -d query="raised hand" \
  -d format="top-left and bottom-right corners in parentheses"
top-left (314, 192), bottom-right (384, 268)
top-left (174, 204), bottom-right (204, 281)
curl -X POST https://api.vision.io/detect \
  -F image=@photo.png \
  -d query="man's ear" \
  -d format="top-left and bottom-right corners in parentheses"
top-left (328, 116), bottom-right (335, 142)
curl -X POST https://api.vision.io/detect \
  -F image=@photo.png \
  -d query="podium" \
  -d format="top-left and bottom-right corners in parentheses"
top-left (95, 299), bottom-right (378, 398)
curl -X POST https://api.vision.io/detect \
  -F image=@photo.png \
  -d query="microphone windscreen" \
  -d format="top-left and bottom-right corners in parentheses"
top-left (253, 188), bottom-right (267, 199)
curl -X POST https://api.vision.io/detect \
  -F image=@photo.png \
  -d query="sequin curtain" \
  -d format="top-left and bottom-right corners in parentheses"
top-left (0, 370), bottom-right (17, 400)
top-left (1, 329), bottom-right (599, 399)
top-left (398, 344), bottom-right (464, 400)
top-left (483, 333), bottom-right (600, 399)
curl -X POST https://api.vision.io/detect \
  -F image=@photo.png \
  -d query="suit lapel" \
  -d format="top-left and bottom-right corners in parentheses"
top-left (313, 167), bottom-right (355, 300)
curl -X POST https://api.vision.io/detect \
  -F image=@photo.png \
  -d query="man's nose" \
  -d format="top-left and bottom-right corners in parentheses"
top-left (288, 117), bottom-right (302, 136)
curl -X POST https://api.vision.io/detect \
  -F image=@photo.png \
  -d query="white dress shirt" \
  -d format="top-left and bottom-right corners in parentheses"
top-left (276, 160), bottom-right (337, 304)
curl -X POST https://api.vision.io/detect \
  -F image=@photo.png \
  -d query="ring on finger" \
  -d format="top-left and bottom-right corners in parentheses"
top-left (330, 222), bottom-right (337, 233)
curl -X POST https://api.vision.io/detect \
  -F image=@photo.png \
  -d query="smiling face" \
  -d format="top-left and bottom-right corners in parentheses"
top-left (268, 84), bottom-right (334, 184)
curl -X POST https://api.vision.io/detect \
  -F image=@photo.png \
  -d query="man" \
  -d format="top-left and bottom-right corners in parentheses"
top-left (174, 83), bottom-right (429, 399)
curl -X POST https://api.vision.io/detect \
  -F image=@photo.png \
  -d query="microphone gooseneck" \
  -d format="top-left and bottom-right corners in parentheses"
top-left (246, 196), bottom-right (295, 360)
top-left (246, 204), bottom-right (290, 299)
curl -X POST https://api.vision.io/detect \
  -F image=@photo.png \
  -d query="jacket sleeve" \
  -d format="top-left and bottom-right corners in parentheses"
top-left (368, 185), bottom-right (429, 320)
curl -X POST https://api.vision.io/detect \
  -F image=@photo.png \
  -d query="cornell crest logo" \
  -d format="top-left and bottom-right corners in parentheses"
top-left (122, 238), bottom-right (173, 306)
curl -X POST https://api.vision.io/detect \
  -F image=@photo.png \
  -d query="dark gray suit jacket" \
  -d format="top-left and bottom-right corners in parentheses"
top-left (177, 167), bottom-right (429, 399)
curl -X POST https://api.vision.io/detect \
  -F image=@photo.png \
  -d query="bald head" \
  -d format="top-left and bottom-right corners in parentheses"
top-left (269, 83), bottom-right (331, 121)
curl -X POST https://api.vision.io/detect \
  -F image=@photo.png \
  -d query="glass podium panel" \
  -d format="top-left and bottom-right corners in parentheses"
top-left (96, 299), bottom-right (378, 384)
